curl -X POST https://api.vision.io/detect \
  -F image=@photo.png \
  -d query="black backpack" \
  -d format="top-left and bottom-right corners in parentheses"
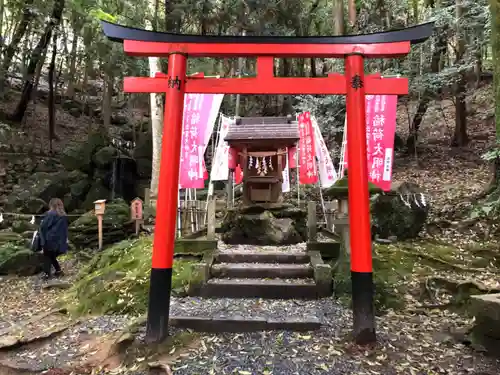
top-left (31, 231), bottom-right (42, 252)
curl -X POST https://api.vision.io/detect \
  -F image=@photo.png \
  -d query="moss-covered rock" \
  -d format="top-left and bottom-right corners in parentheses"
top-left (323, 177), bottom-right (429, 240)
top-left (82, 181), bottom-right (111, 210)
top-left (371, 182), bottom-right (429, 240)
top-left (5, 170), bottom-right (88, 214)
top-left (93, 146), bottom-right (118, 168)
top-left (221, 204), bottom-right (307, 245)
top-left (68, 199), bottom-right (135, 249)
top-left (323, 176), bottom-right (381, 199)
top-left (0, 242), bottom-right (43, 276)
top-left (60, 131), bottom-right (109, 173)
top-left (11, 220), bottom-right (36, 234)
top-left (70, 179), bottom-right (92, 199)
top-left (61, 236), bottom-right (197, 315)
top-left (133, 131), bottom-right (152, 179)
top-left (0, 230), bottom-right (23, 245)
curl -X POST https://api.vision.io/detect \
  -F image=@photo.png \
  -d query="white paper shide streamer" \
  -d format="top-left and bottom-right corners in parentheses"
top-left (282, 152), bottom-right (290, 193)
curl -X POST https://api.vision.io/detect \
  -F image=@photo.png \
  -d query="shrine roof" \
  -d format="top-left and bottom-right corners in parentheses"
top-left (225, 116), bottom-right (299, 141)
top-left (101, 21), bottom-right (434, 46)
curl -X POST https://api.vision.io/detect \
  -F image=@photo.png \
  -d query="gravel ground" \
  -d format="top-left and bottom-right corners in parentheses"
top-left (148, 311), bottom-right (500, 375)
top-left (207, 277), bottom-right (315, 285)
top-left (212, 263), bottom-right (311, 269)
top-left (4, 315), bottom-right (132, 372)
top-left (218, 243), bottom-right (308, 253)
top-left (170, 297), bottom-right (335, 322)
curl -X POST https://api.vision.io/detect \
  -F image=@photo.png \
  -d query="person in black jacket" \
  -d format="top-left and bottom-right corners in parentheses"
top-left (39, 198), bottom-right (69, 280)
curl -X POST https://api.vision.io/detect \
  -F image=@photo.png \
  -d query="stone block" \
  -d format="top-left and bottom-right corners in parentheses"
top-left (174, 239), bottom-right (217, 255)
top-left (306, 241), bottom-right (341, 260)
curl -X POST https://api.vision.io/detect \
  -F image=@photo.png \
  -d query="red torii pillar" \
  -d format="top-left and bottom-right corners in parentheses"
top-left (102, 21), bottom-right (433, 344)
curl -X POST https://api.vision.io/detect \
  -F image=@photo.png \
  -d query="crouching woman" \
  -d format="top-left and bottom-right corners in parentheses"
top-left (39, 198), bottom-right (69, 280)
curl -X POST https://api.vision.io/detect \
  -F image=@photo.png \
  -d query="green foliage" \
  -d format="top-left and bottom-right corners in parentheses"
top-left (88, 8), bottom-right (116, 23)
top-left (62, 236), bottom-right (197, 316)
top-left (0, 242), bottom-right (26, 267)
top-left (481, 147), bottom-right (500, 161)
top-left (471, 188), bottom-right (500, 219)
top-left (332, 245), bottom-right (409, 313)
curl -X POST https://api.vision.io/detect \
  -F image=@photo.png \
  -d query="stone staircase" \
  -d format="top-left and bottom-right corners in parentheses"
top-left (169, 247), bottom-right (333, 332)
top-left (200, 250), bottom-right (331, 299)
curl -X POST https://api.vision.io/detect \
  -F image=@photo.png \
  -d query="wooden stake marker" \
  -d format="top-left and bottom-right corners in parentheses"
top-left (131, 197), bottom-right (144, 235)
top-left (94, 199), bottom-right (106, 250)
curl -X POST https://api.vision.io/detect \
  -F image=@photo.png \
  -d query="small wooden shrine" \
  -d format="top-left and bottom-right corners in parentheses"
top-left (225, 116), bottom-right (299, 205)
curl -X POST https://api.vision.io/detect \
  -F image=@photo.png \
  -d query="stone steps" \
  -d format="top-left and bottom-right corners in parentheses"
top-left (215, 251), bottom-right (310, 264)
top-left (199, 277), bottom-right (324, 299)
top-left (188, 248), bottom-right (333, 329)
top-left (169, 297), bottom-right (328, 332)
top-left (211, 262), bottom-right (314, 279)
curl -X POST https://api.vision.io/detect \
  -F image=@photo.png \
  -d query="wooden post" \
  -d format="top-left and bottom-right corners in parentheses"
top-left (325, 201), bottom-right (336, 231)
top-left (94, 199), bottom-right (106, 251)
top-left (307, 201), bottom-right (317, 242)
top-left (144, 188), bottom-right (151, 208)
top-left (197, 200), bottom-right (203, 230)
top-left (338, 198), bottom-right (350, 254)
top-left (226, 171), bottom-right (233, 209)
top-left (131, 198), bottom-right (144, 235)
top-left (207, 199), bottom-right (216, 240)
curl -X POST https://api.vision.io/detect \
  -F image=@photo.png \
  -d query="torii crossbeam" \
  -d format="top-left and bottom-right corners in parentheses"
top-left (101, 20), bottom-right (434, 345)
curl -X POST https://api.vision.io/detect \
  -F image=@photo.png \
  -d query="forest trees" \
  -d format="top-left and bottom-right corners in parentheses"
top-left (491, 0), bottom-right (500, 141)
top-left (0, 0), bottom-right (495, 163)
top-left (10, 0), bottom-right (65, 123)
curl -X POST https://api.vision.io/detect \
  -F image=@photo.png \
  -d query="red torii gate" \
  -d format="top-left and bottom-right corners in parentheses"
top-left (102, 21), bottom-right (433, 345)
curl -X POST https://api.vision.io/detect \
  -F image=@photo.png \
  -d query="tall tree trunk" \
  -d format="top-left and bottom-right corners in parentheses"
top-left (406, 31), bottom-right (447, 151)
top-left (333, 0), bottom-right (345, 35)
top-left (0, 0), bottom-right (36, 93)
top-left (0, 0), bottom-right (5, 57)
top-left (487, 0), bottom-right (500, 189)
top-left (452, 0), bottom-right (468, 146)
top-left (102, 71), bottom-right (113, 128)
top-left (348, 0), bottom-right (356, 28)
top-left (48, 31), bottom-right (58, 153)
top-left (66, 12), bottom-right (81, 98)
top-left (492, 0), bottom-right (500, 142)
top-left (200, 0), bottom-right (210, 35)
top-left (31, 48), bottom-right (48, 104)
top-left (9, 0), bottom-right (65, 122)
top-left (474, 28), bottom-right (483, 88)
top-left (165, 0), bottom-right (177, 32)
top-left (148, 0), bottom-right (164, 196)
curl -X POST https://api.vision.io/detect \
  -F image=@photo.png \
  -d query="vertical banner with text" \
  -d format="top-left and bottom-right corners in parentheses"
top-left (298, 112), bottom-right (318, 185)
top-left (179, 94), bottom-right (223, 188)
top-left (210, 115), bottom-right (233, 181)
top-left (282, 150), bottom-right (291, 193)
top-left (342, 95), bottom-right (398, 191)
top-left (312, 117), bottom-right (337, 188)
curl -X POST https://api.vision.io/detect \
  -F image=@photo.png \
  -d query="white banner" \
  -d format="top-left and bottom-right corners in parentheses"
top-left (282, 151), bottom-right (290, 193)
top-left (312, 117), bottom-right (338, 188)
top-left (210, 115), bottom-right (233, 181)
top-left (203, 94), bottom-right (224, 152)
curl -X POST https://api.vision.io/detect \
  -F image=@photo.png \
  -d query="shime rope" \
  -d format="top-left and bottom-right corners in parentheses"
top-left (397, 193), bottom-right (428, 208)
top-left (0, 212), bottom-right (83, 224)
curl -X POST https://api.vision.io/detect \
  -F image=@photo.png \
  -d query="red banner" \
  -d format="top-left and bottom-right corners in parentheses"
top-left (234, 165), bottom-right (243, 184)
top-left (288, 146), bottom-right (297, 169)
top-left (298, 112), bottom-right (318, 184)
top-left (342, 95), bottom-right (397, 191)
top-left (228, 147), bottom-right (238, 170)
